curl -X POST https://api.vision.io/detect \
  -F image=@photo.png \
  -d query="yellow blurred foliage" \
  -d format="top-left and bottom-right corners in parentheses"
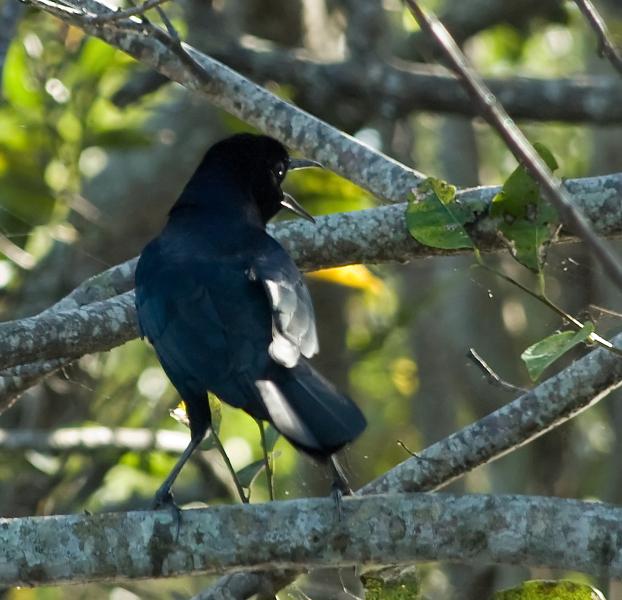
top-left (309, 265), bottom-right (385, 295)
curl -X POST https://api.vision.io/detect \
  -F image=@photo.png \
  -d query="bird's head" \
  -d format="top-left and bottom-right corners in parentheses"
top-left (189, 133), bottom-right (319, 225)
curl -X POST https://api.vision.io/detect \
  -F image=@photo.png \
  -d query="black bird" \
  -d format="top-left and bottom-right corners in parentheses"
top-left (135, 133), bottom-right (366, 506)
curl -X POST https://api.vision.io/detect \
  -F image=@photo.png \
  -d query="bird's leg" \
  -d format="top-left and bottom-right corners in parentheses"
top-left (152, 430), bottom-right (206, 538)
top-left (329, 455), bottom-right (353, 521)
top-left (153, 431), bottom-right (205, 509)
top-left (256, 419), bottom-right (275, 501)
top-left (211, 429), bottom-right (249, 504)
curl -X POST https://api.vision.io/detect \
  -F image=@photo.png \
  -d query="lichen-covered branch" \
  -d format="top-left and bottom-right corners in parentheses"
top-left (364, 332), bottom-right (622, 494)
top-left (2, 493), bottom-right (622, 586)
top-left (0, 291), bottom-right (137, 371)
top-left (1, 172), bottom-right (621, 376)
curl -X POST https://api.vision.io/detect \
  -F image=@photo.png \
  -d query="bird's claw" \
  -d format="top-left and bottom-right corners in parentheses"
top-left (331, 480), bottom-right (352, 522)
top-left (152, 487), bottom-right (182, 541)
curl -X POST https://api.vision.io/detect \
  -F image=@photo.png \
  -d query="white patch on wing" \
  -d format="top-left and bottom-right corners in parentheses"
top-left (255, 380), bottom-right (318, 449)
top-left (268, 332), bottom-right (300, 368)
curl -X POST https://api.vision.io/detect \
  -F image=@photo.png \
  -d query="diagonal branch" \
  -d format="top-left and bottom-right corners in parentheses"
top-left (574, 0), bottom-right (622, 76)
top-left (24, 0), bottom-right (425, 203)
top-left (405, 0), bottom-right (622, 292)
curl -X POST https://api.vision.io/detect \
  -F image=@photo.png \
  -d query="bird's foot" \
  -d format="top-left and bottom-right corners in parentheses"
top-left (152, 487), bottom-right (182, 541)
top-left (331, 479), bottom-right (352, 523)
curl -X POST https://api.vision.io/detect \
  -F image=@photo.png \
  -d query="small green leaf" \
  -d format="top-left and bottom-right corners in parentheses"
top-left (406, 177), bottom-right (474, 250)
top-left (208, 393), bottom-right (222, 435)
top-left (533, 141), bottom-right (559, 171)
top-left (262, 424), bottom-right (280, 452)
top-left (521, 323), bottom-right (594, 381)
top-left (495, 579), bottom-right (605, 600)
top-left (490, 142), bottom-right (560, 271)
top-left (236, 458), bottom-right (268, 490)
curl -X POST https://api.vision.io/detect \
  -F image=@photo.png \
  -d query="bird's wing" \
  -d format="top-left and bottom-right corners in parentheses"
top-left (251, 243), bottom-right (319, 368)
top-left (135, 262), bottom-right (233, 401)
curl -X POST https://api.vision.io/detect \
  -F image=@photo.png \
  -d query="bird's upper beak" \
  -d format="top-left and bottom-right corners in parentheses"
top-left (288, 158), bottom-right (323, 171)
top-left (281, 192), bottom-right (315, 223)
top-left (281, 157), bottom-right (321, 223)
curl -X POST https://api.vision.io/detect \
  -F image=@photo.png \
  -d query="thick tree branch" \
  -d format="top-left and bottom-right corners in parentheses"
top-left (1, 172), bottom-right (621, 376)
top-left (364, 332), bottom-right (622, 494)
top-left (2, 494), bottom-right (622, 586)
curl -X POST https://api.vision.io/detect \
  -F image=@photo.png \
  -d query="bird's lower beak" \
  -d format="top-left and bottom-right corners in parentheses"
top-left (281, 192), bottom-right (316, 223)
top-left (288, 158), bottom-right (323, 171)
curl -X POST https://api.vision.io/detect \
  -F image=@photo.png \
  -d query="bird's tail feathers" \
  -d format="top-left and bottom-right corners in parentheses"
top-left (255, 362), bottom-right (366, 458)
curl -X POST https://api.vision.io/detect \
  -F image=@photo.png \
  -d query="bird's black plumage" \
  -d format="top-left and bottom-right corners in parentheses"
top-left (135, 133), bottom-right (366, 502)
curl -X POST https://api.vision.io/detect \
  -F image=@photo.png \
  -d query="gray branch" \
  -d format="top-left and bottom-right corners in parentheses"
top-left (210, 40), bottom-right (622, 124)
top-left (0, 426), bottom-right (190, 454)
top-left (1, 172), bottom-right (621, 375)
top-left (2, 493), bottom-right (622, 586)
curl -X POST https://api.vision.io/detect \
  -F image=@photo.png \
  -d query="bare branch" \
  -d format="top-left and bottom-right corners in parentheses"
top-left (1, 172), bottom-right (622, 382)
top-left (2, 494), bottom-right (622, 586)
top-left (89, 0), bottom-right (172, 23)
top-left (0, 426), bottom-right (190, 454)
top-left (574, 0), bottom-right (622, 76)
top-left (210, 40), bottom-right (622, 124)
top-left (364, 330), bottom-right (622, 494)
top-left (405, 0), bottom-right (622, 292)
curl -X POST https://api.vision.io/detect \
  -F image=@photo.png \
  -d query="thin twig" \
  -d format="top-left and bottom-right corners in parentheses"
top-left (211, 430), bottom-right (248, 504)
top-left (257, 420), bottom-right (275, 501)
top-left (467, 348), bottom-right (528, 393)
top-left (88, 0), bottom-right (172, 23)
top-left (573, 0), bottom-right (622, 76)
top-left (404, 0), bottom-right (622, 293)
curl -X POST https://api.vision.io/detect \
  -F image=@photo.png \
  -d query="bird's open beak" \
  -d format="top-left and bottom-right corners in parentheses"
top-left (281, 192), bottom-right (316, 223)
top-left (288, 158), bottom-right (323, 171)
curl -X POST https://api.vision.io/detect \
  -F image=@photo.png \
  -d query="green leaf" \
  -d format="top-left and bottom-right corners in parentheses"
top-left (490, 142), bottom-right (560, 272)
top-left (262, 424), bottom-right (280, 452)
top-left (236, 458), bottom-right (268, 489)
top-left (495, 579), bottom-right (605, 600)
top-left (208, 393), bottom-right (222, 435)
top-left (406, 177), bottom-right (474, 250)
top-left (521, 323), bottom-right (594, 381)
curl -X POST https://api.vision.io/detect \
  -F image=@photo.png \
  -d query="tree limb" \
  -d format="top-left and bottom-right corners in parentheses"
top-left (2, 493), bottom-right (622, 586)
top-left (0, 426), bottom-right (191, 454)
top-left (1, 171), bottom-right (622, 376)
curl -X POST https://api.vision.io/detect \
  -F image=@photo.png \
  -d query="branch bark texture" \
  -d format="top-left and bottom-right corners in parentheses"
top-left (2, 494), bottom-right (622, 586)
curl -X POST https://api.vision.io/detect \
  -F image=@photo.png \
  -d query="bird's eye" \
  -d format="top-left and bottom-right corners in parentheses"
top-left (274, 161), bottom-right (286, 181)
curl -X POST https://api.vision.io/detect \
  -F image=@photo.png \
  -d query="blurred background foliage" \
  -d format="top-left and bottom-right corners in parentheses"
top-left (0, 0), bottom-right (621, 598)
